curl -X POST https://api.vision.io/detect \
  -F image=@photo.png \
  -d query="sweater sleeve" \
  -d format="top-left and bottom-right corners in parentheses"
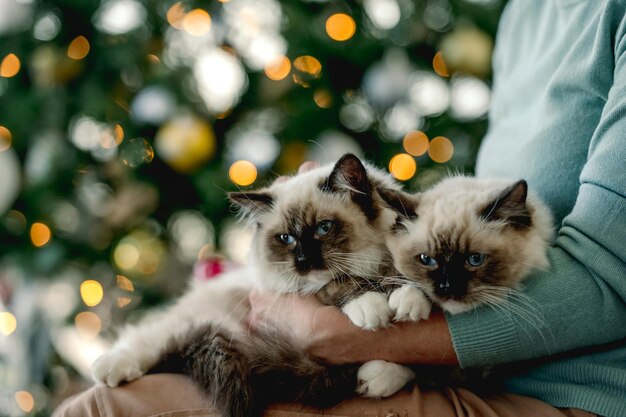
top-left (447, 16), bottom-right (626, 368)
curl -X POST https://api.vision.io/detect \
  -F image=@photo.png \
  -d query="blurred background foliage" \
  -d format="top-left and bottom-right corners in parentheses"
top-left (0, 0), bottom-right (504, 415)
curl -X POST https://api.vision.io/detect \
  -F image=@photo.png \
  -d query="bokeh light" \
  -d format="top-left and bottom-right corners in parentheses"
top-left (0, 125), bottom-right (11, 151)
top-left (117, 274), bottom-right (134, 291)
top-left (229, 160), bottom-right (257, 186)
top-left (15, 391), bottom-right (34, 413)
top-left (364, 0), bottom-right (401, 30)
top-left (0, 312), bottom-right (17, 336)
top-left (0, 53), bottom-right (20, 78)
top-left (30, 222), bottom-right (52, 247)
top-left (264, 55), bottom-right (291, 81)
top-left (95, 0), bottom-right (146, 35)
top-left (74, 311), bottom-right (101, 339)
top-left (120, 137), bottom-right (154, 167)
top-left (155, 114), bottom-right (215, 173)
top-left (67, 36), bottom-right (90, 60)
top-left (403, 131), bottom-right (429, 156)
top-left (80, 280), bottom-right (104, 307)
top-left (182, 9), bottom-right (211, 37)
top-left (450, 76), bottom-right (491, 120)
top-left (433, 51), bottom-right (449, 77)
top-left (325, 13), bottom-right (356, 42)
top-left (292, 55), bottom-right (322, 87)
top-left (100, 124), bottom-right (124, 149)
top-left (428, 136), bottom-right (454, 163)
top-left (113, 230), bottom-right (165, 275)
top-left (389, 153), bottom-right (417, 181)
top-left (117, 297), bottom-right (132, 308)
top-left (194, 48), bottom-right (247, 114)
top-left (166, 2), bottom-right (186, 29)
top-left (114, 242), bottom-right (140, 270)
top-left (34, 12), bottom-right (61, 41)
top-left (313, 88), bottom-right (333, 108)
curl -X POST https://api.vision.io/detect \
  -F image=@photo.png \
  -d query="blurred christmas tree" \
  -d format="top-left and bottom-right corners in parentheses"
top-left (0, 0), bottom-right (503, 414)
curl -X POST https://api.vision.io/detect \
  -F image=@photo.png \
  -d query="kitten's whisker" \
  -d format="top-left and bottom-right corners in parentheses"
top-left (474, 291), bottom-right (555, 352)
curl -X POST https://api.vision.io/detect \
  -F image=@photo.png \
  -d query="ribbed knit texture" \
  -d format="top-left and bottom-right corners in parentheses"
top-left (446, 1), bottom-right (626, 416)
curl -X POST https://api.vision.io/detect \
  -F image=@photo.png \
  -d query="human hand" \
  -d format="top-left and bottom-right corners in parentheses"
top-left (246, 289), bottom-right (369, 364)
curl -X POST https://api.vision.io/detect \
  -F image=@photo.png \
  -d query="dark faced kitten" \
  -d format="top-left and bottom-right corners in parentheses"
top-left (176, 154), bottom-right (404, 417)
top-left (385, 175), bottom-right (553, 318)
top-left (354, 175), bottom-right (554, 399)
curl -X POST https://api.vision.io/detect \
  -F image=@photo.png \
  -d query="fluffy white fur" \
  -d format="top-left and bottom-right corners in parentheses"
top-left (92, 159), bottom-right (401, 387)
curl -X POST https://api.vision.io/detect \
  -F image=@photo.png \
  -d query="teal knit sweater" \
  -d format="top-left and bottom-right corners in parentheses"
top-left (446, 1), bottom-right (626, 416)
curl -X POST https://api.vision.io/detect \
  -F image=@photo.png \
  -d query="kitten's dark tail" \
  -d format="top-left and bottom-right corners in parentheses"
top-left (180, 324), bottom-right (359, 417)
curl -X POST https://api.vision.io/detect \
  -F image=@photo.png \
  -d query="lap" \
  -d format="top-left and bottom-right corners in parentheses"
top-left (53, 374), bottom-right (595, 417)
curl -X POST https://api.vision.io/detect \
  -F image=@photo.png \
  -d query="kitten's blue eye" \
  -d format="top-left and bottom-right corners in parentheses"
top-left (316, 220), bottom-right (334, 236)
top-left (279, 234), bottom-right (295, 245)
top-left (418, 254), bottom-right (437, 267)
top-left (467, 253), bottom-right (486, 267)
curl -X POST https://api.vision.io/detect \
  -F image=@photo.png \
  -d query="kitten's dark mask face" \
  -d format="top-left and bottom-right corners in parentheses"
top-left (229, 153), bottom-right (393, 294)
top-left (389, 180), bottom-right (534, 314)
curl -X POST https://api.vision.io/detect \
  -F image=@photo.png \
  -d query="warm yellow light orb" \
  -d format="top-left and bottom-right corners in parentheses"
top-left (0, 125), bottom-right (12, 152)
top-left (75, 311), bottom-right (102, 339)
top-left (114, 242), bottom-right (140, 270)
top-left (428, 136), bottom-right (454, 163)
top-left (0, 53), bottom-right (21, 78)
top-left (155, 115), bottom-right (215, 173)
top-left (166, 2), bottom-right (186, 29)
top-left (433, 51), bottom-right (449, 77)
top-left (313, 89), bottom-right (333, 108)
top-left (403, 131), bottom-right (429, 156)
top-left (229, 160), bottom-right (258, 186)
top-left (325, 13), bottom-right (356, 42)
top-left (80, 280), bottom-right (104, 307)
top-left (30, 223), bottom-right (52, 247)
top-left (67, 36), bottom-right (90, 60)
top-left (15, 391), bottom-right (34, 413)
top-left (0, 312), bottom-right (17, 336)
top-left (293, 55), bottom-right (322, 77)
top-left (117, 274), bottom-right (134, 292)
top-left (264, 56), bottom-right (291, 81)
top-left (101, 124), bottom-right (124, 149)
top-left (182, 9), bottom-right (211, 36)
top-left (389, 153), bottom-right (417, 181)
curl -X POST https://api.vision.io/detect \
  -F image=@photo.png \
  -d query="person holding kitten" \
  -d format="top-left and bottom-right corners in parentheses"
top-left (55, 1), bottom-right (626, 417)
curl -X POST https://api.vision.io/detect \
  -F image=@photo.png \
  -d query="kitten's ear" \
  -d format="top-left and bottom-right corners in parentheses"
top-left (377, 188), bottom-right (419, 220)
top-left (228, 191), bottom-right (274, 217)
top-left (323, 153), bottom-right (371, 195)
top-left (479, 180), bottom-right (531, 227)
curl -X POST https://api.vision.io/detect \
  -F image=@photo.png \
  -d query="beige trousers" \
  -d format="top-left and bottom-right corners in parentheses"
top-left (53, 373), bottom-right (596, 417)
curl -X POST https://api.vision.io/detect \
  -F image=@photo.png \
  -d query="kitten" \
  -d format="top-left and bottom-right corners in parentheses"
top-left (356, 175), bottom-right (554, 397)
top-left (92, 154), bottom-right (404, 415)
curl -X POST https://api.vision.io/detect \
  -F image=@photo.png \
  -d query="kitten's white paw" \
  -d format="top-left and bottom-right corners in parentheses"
top-left (389, 285), bottom-right (431, 322)
top-left (92, 350), bottom-right (144, 387)
top-left (356, 360), bottom-right (415, 398)
top-left (341, 292), bottom-right (392, 330)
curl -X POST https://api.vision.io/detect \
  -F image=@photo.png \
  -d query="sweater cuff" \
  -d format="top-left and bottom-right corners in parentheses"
top-left (446, 307), bottom-right (521, 368)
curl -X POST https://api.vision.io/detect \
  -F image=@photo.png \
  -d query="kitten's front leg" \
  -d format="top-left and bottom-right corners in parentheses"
top-left (388, 285), bottom-right (431, 322)
top-left (341, 291), bottom-right (393, 330)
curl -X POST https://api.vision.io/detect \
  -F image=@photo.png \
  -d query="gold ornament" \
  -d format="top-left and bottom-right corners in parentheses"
top-left (155, 114), bottom-right (216, 173)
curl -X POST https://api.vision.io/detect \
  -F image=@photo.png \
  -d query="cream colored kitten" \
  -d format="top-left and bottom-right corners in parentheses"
top-left (91, 154), bottom-right (401, 396)
top-left (356, 176), bottom-right (554, 398)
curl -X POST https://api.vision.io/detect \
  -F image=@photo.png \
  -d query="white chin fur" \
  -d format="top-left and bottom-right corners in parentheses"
top-left (299, 271), bottom-right (333, 294)
top-left (439, 299), bottom-right (474, 315)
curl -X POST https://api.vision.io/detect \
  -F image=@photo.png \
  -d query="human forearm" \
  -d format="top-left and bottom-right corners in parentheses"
top-left (309, 307), bottom-right (458, 366)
